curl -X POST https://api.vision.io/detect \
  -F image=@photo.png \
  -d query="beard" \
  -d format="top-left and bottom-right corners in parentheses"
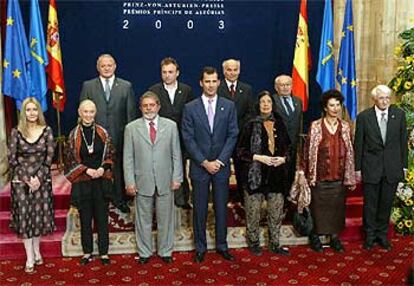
top-left (143, 112), bottom-right (157, 121)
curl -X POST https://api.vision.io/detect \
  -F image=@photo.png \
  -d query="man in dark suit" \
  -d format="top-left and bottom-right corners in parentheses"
top-left (272, 74), bottom-right (303, 189)
top-left (218, 59), bottom-right (253, 203)
top-left (355, 84), bottom-right (407, 251)
top-left (149, 57), bottom-right (194, 209)
top-left (182, 67), bottom-right (239, 263)
top-left (80, 54), bottom-right (137, 213)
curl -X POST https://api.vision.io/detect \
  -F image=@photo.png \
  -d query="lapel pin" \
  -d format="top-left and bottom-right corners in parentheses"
top-left (178, 90), bottom-right (182, 94)
top-left (220, 107), bottom-right (224, 111)
top-left (240, 90), bottom-right (243, 93)
top-left (391, 114), bottom-right (395, 119)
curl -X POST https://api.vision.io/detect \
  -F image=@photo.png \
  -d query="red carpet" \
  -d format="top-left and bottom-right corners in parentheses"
top-left (0, 236), bottom-right (412, 286)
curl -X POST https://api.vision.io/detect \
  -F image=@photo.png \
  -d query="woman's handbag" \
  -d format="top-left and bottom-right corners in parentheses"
top-left (292, 207), bottom-right (313, 236)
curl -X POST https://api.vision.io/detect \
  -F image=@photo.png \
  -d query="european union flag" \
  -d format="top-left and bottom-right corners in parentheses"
top-left (316, 0), bottom-right (335, 92)
top-left (29, 0), bottom-right (49, 111)
top-left (2, 0), bottom-right (31, 111)
top-left (336, 0), bottom-right (358, 120)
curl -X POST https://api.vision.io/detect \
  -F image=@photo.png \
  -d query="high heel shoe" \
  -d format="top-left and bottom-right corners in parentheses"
top-left (35, 257), bottom-right (44, 266)
top-left (80, 254), bottom-right (93, 265)
top-left (25, 262), bottom-right (35, 273)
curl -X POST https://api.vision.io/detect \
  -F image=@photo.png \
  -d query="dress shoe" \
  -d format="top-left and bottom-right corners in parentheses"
top-left (377, 239), bottom-right (392, 251)
top-left (117, 203), bottom-right (130, 214)
top-left (34, 258), bottom-right (44, 266)
top-left (269, 246), bottom-right (291, 256)
top-left (330, 238), bottom-right (345, 253)
top-left (309, 235), bottom-right (323, 253)
top-left (80, 255), bottom-right (93, 265)
top-left (193, 252), bottom-right (205, 263)
top-left (217, 250), bottom-right (235, 261)
top-left (100, 256), bottom-right (111, 265)
top-left (363, 240), bottom-right (374, 250)
top-left (138, 257), bottom-right (150, 264)
top-left (248, 245), bottom-right (263, 256)
top-left (161, 256), bottom-right (173, 264)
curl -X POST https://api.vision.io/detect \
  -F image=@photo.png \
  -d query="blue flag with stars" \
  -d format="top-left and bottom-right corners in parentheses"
top-left (29, 0), bottom-right (49, 111)
top-left (2, 0), bottom-right (31, 111)
top-left (316, 0), bottom-right (335, 92)
top-left (336, 0), bottom-right (357, 120)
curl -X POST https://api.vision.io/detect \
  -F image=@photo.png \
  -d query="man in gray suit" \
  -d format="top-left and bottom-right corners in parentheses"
top-left (273, 74), bottom-right (303, 189)
top-left (124, 91), bottom-right (183, 264)
top-left (80, 54), bottom-right (137, 213)
top-left (355, 85), bottom-right (407, 251)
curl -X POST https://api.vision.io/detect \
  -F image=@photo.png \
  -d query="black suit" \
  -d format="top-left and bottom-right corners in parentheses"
top-left (218, 81), bottom-right (253, 201)
top-left (355, 105), bottom-right (407, 241)
top-left (149, 82), bottom-right (194, 207)
top-left (273, 94), bottom-right (303, 188)
top-left (80, 77), bottom-right (138, 205)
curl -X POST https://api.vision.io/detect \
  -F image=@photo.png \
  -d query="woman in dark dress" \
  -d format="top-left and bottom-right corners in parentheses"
top-left (8, 97), bottom-right (56, 273)
top-left (302, 90), bottom-right (356, 253)
top-left (237, 91), bottom-right (291, 256)
top-left (65, 99), bottom-right (114, 265)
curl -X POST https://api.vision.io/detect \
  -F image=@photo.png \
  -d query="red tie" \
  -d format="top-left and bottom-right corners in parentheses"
top-left (149, 121), bottom-right (156, 144)
top-left (230, 84), bottom-right (236, 98)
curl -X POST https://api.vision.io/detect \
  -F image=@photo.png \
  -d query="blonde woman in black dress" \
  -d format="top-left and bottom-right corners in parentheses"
top-left (8, 97), bottom-right (56, 273)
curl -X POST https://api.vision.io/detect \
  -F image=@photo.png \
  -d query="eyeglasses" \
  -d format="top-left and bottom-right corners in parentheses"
top-left (277, 83), bottom-right (292, 87)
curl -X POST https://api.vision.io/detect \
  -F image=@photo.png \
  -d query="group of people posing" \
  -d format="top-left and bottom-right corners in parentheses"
top-left (8, 54), bottom-right (407, 273)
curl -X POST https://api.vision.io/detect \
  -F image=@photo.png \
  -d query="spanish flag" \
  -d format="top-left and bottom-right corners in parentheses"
top-left (46, 0), bottom-right (65, 112)
top-left (292, 0), bottom-right (311, 111)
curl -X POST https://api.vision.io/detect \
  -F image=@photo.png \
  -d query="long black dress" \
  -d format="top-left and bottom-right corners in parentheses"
top-left (8, 126), bottom-right (56, 238)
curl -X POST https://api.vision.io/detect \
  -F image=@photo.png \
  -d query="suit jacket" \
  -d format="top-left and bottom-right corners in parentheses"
top-left (273, 94), bottom-right (303, 148)
top-left (218, 80), bottom-right (253, 130)
top-left (355, 105), bottom-right (408, 184)
top-left (80, 77), bottom-right (137, 152)
top-left (123, 117), bottom-right (183, 196)
top-left (181, 97), bottom-right (239, 180)
top-left (148, 82), bottom-right (194, 126)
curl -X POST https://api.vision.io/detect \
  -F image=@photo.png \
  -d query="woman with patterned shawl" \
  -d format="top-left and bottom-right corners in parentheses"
top-left (302, 90), bottom-right (356, 253)
top-left (237, 91), bottom-right (291, 256)
top-left (65, 99), bottom-right (114, 265)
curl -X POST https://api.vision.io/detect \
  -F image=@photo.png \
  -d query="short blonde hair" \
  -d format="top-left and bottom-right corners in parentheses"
top-left (18, 97), bottom-right (46, 138)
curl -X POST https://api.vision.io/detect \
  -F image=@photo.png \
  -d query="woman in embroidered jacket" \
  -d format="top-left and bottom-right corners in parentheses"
top-left (302, 90), bottom-right (356, 253)
top-left (65, 100), bottom-right (114, 265)
top-left (8, 97), bottom-right (55, 273)
top-left (237, 91), bottom-right (291, 256)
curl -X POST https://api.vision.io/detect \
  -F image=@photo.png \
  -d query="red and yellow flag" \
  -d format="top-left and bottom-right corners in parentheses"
top-left (46, 0), bottom-right (65, 112)
top-left (292, 0), bottom-right (311, 111)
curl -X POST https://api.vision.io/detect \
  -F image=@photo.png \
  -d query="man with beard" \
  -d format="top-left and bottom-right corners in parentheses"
top-left (123, 91), bottom-right (183, 264)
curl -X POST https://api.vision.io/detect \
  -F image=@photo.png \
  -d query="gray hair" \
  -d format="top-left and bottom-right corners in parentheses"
top-left (139, 91), bottom-right (160, 106)
top-left (371, 85), bottom-right (392, 98)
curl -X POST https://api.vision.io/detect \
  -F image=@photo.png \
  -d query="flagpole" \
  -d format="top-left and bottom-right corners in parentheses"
top-left (55, 92), bottom-right (64, 171)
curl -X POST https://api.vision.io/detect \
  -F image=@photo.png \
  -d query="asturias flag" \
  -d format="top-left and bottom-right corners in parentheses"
top-left (46, 0), bottom-right (66, 112)
top-left (29, 0), bottom-right (49, 112)
top-left (336, 0), bottom-right (358, 120)
top-left (2, 0), bottom-right (31, 111)
top-left (292, 0), bottom-right (311, 111)
top-left (316, 0), bottom-right (335, 92)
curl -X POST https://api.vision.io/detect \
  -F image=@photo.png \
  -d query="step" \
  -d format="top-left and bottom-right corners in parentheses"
top-left (0, 174), bottom-right (71, 212)
top-left (0, 209), bottom-right (68, 234)
top-left (0, 231), bottom-right (64, 260)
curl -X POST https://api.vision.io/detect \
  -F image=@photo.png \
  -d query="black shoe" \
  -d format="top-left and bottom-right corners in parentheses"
top-left (161, 256), bottom-right (173, 264)
top-left (100, 257), bottom-right (111, 265)
top-left (309, 235), bottom-right (323, 253)
top-left (194, 252), bottom-right (205, 263)
top-left (363, 238), bottom-right (375, 250)
top-left (330, 238), bottom-right (345, 253)
top-left (117, 203), bottom-right (130, 213)
top-left (80, 255), bottom-right (93, 265)
top-left (377, 239), bottom-right (392, 251)
top-left (248, 245), bottom-right (263, 256)
top-left (269, 246), bottom-right (291, 256)
top-left (217, 250), bottom-right (235, 261)
top-left (138, 257), bottom-right (150, 264)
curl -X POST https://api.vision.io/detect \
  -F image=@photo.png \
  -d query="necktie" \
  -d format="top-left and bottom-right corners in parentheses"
top-left (149, 121), bottom-right (156, 144)
top-left (230, 84), bottom-right (236, 98)
top-left (104, 79), bottom-right (111, 101)
top-left (282, 96), bottom-right (293, 116)
top-left (207, 99), bottom-right (214, 132)
top-left (380, 112), bottom-right (387, 144)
